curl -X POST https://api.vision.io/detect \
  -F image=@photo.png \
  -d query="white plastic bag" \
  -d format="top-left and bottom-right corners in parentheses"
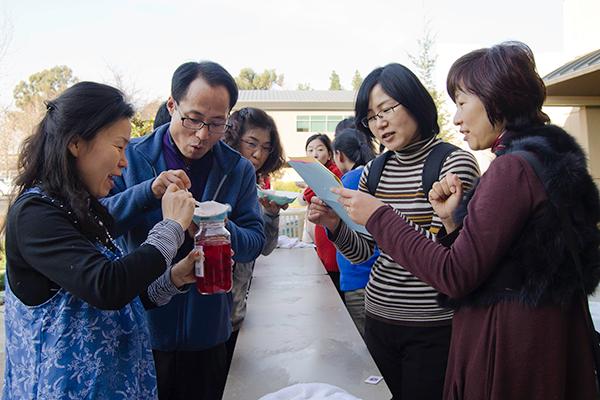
top-left (258, 383), bottom-right (361, 400)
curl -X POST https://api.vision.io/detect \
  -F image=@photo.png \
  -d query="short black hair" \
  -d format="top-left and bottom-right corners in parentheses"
top-left (334, 117), bottom-right (355, 136)
top-left (153, 101), bottom-right (171, 129)
top-left (171, 61), bottom-right (238, 109)
top-left (355, 63), bottom-right (439, 141)
top-left (333, 128), bottom-right (376, 167)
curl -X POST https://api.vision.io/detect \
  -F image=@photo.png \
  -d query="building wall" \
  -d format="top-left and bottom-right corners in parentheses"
top-left (266, 110), bottom-right (353, 158)
top-left (546, 105), bottom-right (600, 186)
top-left (585, 107), bottom-right (600, 186)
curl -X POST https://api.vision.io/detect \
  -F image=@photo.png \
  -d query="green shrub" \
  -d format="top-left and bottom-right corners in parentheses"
top-left (272, 180), bottom-right (302, 193)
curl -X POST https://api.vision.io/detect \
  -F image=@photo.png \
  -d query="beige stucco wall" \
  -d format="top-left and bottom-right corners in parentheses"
top-left (266, 110), bottom-right (352, 158)
top-left (545, 105), bottom-right (600, 186)
top-left (584, 107), bottom-right (600, 186)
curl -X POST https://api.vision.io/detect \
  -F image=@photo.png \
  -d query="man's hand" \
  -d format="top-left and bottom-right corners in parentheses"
top-left (332, 188), bottom-right (386, 226)
top-left (307, 197), bottom-right (340, 232)
top-left (152, 170), bottom-right (191, 199)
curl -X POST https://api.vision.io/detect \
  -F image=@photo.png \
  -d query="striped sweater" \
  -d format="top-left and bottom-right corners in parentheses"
top-left (332, 136), bottom-right (480, 325)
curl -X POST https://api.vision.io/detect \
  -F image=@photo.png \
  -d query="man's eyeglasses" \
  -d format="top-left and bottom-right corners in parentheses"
top-left (175, 104), bottom-right (231, 135)
top-left (361, 103), bottom-right (403, 128)
top-left (240, 138), bottom-right (274, 154)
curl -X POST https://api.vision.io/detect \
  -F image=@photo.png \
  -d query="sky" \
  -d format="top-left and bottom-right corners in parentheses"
top-left (0, 0), bottom-right (596, 110)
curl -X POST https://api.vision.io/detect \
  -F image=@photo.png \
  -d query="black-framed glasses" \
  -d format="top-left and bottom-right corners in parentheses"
top-left (240, 138), bottom-right (274, 154)
top-left (175, 104), bottom-right (231, 135)
top-left (361, 103), bottom-right (403, 128)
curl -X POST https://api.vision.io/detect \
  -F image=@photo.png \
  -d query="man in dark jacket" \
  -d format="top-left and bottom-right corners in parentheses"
top-left (103, 61), bottom-right (265, 399)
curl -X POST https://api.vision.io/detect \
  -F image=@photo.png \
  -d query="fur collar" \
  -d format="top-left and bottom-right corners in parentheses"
top-left (440, 124), bottom-right (600, 309)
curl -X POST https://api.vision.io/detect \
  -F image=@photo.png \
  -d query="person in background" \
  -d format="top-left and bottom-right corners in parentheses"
top-left (223, 106), bottom-right (286, 368)
top-left (153, 101), bottom-right (171, 129)
top-left (334, 116), bottom-right (378, 154)
top-left (303, 133), bottom-right (343, 296)
top-left (331, 128), bottom-right (378, 335)
top-left (334, 116), bottom-right (356, 136)
top-left (308, 63), bottom-right (480, 399)
top-left (2, 82), bottom-right (198, 399)
top-left (333, 41), bottom-right (600, 399)
top-left (103, 61), bottom-right (265, 400)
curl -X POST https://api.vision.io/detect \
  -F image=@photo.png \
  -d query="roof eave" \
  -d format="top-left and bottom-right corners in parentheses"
top-left (233, 101), bottom-right (354, 111)
top-left (545, 95), bottom-right (600, 106)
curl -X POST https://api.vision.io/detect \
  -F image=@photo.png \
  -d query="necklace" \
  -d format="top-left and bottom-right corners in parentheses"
top-left (34, 189), bottom-right (122, 254)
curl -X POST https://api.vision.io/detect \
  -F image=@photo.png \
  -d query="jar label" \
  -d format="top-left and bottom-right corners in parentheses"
top-left (195, 245), bottom-right (204, 277)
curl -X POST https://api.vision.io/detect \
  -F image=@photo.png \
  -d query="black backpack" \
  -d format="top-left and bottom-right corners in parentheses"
top-left (366, 141), bottom-right (459, 197)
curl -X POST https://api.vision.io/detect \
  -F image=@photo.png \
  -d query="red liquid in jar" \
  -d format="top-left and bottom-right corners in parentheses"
top-left (195, 241), bottom-right (232, 294)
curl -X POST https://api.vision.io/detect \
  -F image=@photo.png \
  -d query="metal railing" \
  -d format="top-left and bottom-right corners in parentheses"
top-left (278, 207), bottom-right (307, 239)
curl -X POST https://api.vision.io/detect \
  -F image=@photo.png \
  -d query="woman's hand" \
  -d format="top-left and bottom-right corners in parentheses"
top-left (332, 188), bottom-right (386, 226)
top-left (259, 197), bottom-right (288, 215)
top-left (428, 172), bottom-right (463, 232)
top-left (170, 248), bottom-right (203, 288)
top-left (307, 197), bottom-right (340, 232)
top-left (161, 184), bottom-right (196, 230)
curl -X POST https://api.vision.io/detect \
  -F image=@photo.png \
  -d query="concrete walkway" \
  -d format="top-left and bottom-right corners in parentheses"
top-left (0, 297), bottom-right (599, 395)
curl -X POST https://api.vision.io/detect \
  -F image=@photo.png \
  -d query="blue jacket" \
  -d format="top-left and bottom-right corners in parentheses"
top-left (336, 167), bottom-right (378, 291)
top-left (102, 124), bottom-right (265, 351)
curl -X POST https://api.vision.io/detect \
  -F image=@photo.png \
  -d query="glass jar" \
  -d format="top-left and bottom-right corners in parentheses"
top-left (194, 219), bottom-right (232, 295)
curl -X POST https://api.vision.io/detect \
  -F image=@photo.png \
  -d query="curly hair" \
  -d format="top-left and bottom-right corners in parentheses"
top-left (224, 107), bottom-right (285, 175)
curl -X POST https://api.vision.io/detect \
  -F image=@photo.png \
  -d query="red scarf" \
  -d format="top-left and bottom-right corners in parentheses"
top-left (491, 131), bottom-right (507, 153)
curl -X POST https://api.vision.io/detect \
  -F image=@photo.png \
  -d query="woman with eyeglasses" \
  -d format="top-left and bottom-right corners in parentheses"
top-left (222, 107), bottom-right (286, 367)
top-left (331, 42), bottom-right (600, 399)
top-left (308, 64), bottom-right (480, 399)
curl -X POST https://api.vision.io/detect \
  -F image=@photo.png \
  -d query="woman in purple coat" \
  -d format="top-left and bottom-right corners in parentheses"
top-left (312, 41), bottom-right (600, 399)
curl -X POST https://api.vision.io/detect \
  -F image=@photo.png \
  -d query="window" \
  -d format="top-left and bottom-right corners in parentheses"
top-left (296, 116), bottom-right (310, 132)
top-left (296, 115), bottom-right (352, 133)
top-left (310, 115), bottom-right (326, 132)
top-left (327, 116), bottom-right (343, 132)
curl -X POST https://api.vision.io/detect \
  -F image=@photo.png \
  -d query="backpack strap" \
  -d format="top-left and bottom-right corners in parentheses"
top-left (510, 150), bottom-right (544, 181)
top-left (366, 142), bottom-right (460, 197)
top-left (366, 151), bottom-right (394, 196)
top-left (422, 142), bottom-right (460, 197)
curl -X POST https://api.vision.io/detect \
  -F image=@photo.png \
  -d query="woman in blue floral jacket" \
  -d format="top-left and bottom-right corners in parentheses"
top-left (2, 82), bottom-right (198, 399)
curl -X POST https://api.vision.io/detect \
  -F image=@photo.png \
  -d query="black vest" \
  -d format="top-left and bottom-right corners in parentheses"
top-left (439, 125), bottom-right (600, 309)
